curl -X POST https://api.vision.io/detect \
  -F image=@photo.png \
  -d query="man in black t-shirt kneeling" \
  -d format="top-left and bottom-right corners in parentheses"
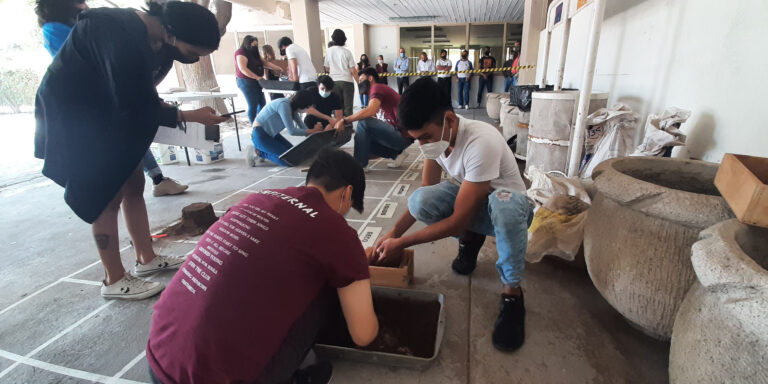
top-left (304, 75), bottom-right (344, 140)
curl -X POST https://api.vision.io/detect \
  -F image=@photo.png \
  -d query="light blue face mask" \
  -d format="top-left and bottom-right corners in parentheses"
top-left (319, 89), bottom-right (331, 98)
top-left (400, 52), bottom-right (405, 58)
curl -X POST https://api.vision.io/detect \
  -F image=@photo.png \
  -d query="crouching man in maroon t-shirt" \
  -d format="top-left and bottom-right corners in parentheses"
top-left (146, 148), bottom-right (378, 384)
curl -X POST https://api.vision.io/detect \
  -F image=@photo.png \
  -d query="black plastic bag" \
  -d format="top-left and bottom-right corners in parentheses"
top-left (508, 85), bottom-right (554, 112)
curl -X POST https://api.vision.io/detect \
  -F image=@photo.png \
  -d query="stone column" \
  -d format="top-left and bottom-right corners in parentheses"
top-left (289, 0), bottom-right (324, 71)
top-left (352, 23), bottom-right (369, 58)
top-left (519, 0), bottom-right (548, 85)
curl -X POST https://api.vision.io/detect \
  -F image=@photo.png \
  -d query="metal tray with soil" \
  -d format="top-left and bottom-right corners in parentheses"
top-left (315, 286), bottom-right (446, 369)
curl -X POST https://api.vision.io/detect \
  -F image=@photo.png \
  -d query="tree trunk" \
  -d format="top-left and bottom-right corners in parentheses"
top-left (177, 0), bottom-right (232, 113)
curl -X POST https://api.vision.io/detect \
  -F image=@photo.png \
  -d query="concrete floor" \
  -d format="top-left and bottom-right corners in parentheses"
top-left (0, 109), bottom-right (669, 383)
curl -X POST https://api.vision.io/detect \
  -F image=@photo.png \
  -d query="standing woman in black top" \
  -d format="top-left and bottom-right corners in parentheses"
top-left (357, 54), bottom-right (371, 107)
top-left (34, 0), bottom-right (228, 299)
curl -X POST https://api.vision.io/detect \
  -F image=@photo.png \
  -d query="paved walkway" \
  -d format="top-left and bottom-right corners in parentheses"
top-left (0, 109), bottom-right (669, 383)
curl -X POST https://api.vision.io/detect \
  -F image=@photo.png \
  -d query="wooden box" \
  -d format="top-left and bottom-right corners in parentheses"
top-left (367, 248), bottom-right (414, 288)
top-left (715, 154), bottom-right (768, 228)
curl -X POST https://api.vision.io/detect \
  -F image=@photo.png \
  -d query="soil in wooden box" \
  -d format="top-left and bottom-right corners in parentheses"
top-left (317, 295), bottom-right (441, 358)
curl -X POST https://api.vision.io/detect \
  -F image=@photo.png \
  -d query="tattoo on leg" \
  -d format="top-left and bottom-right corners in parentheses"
top-left (94, 234), bottom-right (110, 250)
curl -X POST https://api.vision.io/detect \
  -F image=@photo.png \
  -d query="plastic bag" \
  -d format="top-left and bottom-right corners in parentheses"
top-left (579, 104), bottom-right (639, 178)
top-left (526, 167), bottom-right (591, 262)
top-left (631, 107), bottom-right (690, 157)
top-left (508, 85), bottom-right (553, 112)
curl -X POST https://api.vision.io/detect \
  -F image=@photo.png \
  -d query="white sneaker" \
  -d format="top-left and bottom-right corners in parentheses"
top-left (387, 152), bottom-right (407, 168)
top-left (245, 144), bottom-right (265, 167)
top-left (133, 254), bottom-right (187, 277)
top-left (153, 178), bottom-right (188, 197)
top-left (101, 274), bottom-right (164, 300)
top-left (464, 105), bottom-right (469, 110)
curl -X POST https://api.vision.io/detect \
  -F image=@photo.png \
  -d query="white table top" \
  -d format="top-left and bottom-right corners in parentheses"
top-left (158, 91), bottom-right (238, 102)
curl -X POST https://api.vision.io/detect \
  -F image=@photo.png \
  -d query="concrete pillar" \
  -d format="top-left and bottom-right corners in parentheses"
top-left (289, 0), bottom-right (324, 71)
top-left (519, 0), bottom-right (548, 85)
top-left (352, 23), bottom-right (369, 58)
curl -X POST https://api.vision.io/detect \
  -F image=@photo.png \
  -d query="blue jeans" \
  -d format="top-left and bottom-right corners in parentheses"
top-left (408, 182), bottom-right (533, 286)
top-left (477, 75), bottom-right (494, 104)
top-left (236, 77), bottom-right (266, 124)
top-left (504, 76), bottom-right (518, 92)
top-left (252, 126), bottom-right (292, 167)
top-left (457, 77), bottom-right (470, 106)
top-left (359, 93), bottom-right (369, 107)
top-left (353, 118), bottom-right (413, 167)
top-left (142, 149), bottom-right (161, 178)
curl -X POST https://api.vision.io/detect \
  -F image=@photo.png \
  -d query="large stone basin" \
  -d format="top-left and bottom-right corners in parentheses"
top-left (670, 219), bottom-right (768, 383)
top-left (583, 157), bottom-right (733, 339)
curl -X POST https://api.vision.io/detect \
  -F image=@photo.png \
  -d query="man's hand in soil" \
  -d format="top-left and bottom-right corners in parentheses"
top-left (373, 237), bottom-right (403, 264)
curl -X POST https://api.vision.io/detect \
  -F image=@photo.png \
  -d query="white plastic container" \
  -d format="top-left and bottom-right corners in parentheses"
top-left (149, 143), bottom-right (179, 165)
top-left (485, 92), bottom-right (506, 121)
top-left (192, 143), bottom-right (224, 164)
top-left (526, 90), bottom-right (608, 174)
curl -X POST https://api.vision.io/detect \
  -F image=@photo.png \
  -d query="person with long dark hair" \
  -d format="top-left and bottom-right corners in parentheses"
top-left (35, 0), bottom-right (228, 300)
top-left (262, 44), bottom-right (288, 98)
top-left (246, 89), bottom-right (325, 167)
top-left (235, 35), bottom-right (284, 123)
top-left (357, 53), bottom-right (371, 107)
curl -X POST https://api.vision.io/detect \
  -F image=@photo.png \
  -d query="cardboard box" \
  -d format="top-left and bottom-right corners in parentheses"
top-left (367, 248), bottom-right (414, 288)
top-left (192, 143), bottom-right (224, 164)
top-left (149, 144), bottom-right (178, 165)
top-left (714, 154), bottom-right (768, 228)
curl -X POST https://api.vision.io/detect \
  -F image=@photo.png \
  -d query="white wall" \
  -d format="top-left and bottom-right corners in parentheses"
top-left (368, 25), bottom-right (399, 91)
top-left (537, 0), bottom-right (768, 162)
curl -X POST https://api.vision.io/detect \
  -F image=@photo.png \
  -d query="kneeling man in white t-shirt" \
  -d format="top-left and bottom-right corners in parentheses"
top-left (372, 77), bottom-right (533, 352)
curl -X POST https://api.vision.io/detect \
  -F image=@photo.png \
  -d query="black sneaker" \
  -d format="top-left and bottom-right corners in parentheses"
top-left (451, 231), bottom-right (486, 275)
top-left (492, 292), bottom-right (526, 352)
top-left (291, 361), bottom-right (333, 384)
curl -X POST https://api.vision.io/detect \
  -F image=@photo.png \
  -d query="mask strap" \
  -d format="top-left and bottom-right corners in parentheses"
top-left (338, 190), bottom-right (345, 214)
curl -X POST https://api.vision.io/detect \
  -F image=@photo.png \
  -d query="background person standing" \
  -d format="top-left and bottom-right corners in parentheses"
top-left (417, 52), bottom-right (435, 78)
top-left (394, 47), bottom-right (410, 94)
top-left (235, 35), bottom-right (267, 123)
top-left (278, 36), bottom-right (317, 90)
top-left (503, 50), bottom-right (520, 92)
top-left (436, 49), bottom-right (452, 99)
top-left (323, 29), bottom-right (357, 117)
top-left (477, 46), bottom-right (496, 107)
top-left (357, 53), bottom-right (372, 107)
top-left (455, 49), bottom-right (473, 110)
top-left (262, 44), bottom-right (288, 99)
top-left (375, 55), bottom-right (388, 84)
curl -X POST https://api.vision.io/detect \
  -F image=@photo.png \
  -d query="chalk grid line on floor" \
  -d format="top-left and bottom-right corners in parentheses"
top-left (0, 149), bottom-right (423, 383)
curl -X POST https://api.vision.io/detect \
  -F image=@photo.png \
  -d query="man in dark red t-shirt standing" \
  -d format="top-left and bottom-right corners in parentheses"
top-left (146, 149), bottom-right (378, 384)
top-left (333, 67), bottom-right (414, 170)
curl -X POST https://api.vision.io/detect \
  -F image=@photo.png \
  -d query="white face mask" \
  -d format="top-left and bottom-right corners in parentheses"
top-left (419, 115), bottom-right (451, 160)
top-left (377, 60), bottom-right (383, 64)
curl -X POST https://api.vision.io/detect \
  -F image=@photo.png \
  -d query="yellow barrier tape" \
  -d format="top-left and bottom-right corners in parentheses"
top-left (316, 65), bottom-right (535, 78)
